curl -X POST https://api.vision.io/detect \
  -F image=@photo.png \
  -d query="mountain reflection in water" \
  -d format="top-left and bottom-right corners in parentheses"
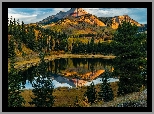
top-left (20, 58), bottom-right (118, 89)
top-left (24, 74), bottom-right (119, 89)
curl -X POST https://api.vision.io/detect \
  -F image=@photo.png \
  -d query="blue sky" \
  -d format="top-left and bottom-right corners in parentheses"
top-left (8, 8), bottom-right (147, 24)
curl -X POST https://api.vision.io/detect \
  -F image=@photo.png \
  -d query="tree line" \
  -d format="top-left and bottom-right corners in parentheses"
top-left (71, 37), bottom-right (113, 55)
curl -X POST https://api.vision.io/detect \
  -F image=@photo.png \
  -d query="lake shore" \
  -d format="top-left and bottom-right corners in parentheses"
top-left (8, 54), bottom-right (116, 71)
top-left (20, 81), bottom-right (147, 107)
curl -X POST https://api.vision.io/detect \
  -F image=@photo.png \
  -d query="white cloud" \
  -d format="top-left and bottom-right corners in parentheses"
top-left (52, 80), bottom-right (73, 88)
top-left (83, 8), bottom-right (130, 17)
top-left (83, 8), bottom-right (147, 24)
top-left (8, 8), bottom-right (37, 24)
top-left (8, 8), bottom-right (71, 24)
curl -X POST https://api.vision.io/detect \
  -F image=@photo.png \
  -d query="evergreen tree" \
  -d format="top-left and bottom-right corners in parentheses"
top-left (84, 82), bottom-right (97, 104)
top-left (72, 42), bottom-right (78, 54)
top-left (59, 39), bottom-right (67, 51)
top-left (8, 62), bottom-right (25, 107)
top-left (16, 19), bottom-right (22, 53)
top-left (98, 69), bottom-right (114, 102)
top-left (97, 41), bottom-right (101, 54)
top-left (86, 41), bottom-right (90, 53)
top-left (26, 26), bottom-right (36, 51)
top-left (36, 30), bottom-right (43, 52)
top-left (20, 21), bottom-right (27, 46)
top-left (8, 36), bottom-right (25, 107)
top-left (54, 40), bottom-right (59, 51)
top-left (29, 52), bottom-right (55, 107)
top-left (90, 37), bottom-right (95, 54)
top-left (12, 18), bottom-right (17, 37)
top-left (8, 17), bottom-right (13, 35)
top-left (8, 36), bottom-right (16, 58)
top-left (111, 21), bottom-right (147, 96)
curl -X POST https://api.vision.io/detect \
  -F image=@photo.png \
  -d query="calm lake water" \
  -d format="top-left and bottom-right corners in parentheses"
top-left (18, 58), bottom-right (119, 89)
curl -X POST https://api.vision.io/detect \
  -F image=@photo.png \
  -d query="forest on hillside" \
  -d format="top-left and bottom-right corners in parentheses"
top-left (8, 17), bottom-right (117, 60)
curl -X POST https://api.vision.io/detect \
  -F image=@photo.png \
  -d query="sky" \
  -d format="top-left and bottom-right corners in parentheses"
top-left (8, 8), bottom-right (147, 24)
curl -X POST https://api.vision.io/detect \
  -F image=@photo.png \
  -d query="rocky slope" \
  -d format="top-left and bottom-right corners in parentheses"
top-left (41, 14), bottom-right (107, 35)
top-left (99, 15), bottom-right (142, 29)
top-left (37, 8), bottom-right (89, 25)
top-left (37, 8), bottom-right (106, 26)
top-left (111, 15), bottom-right (142, 29)
top-left (91, 89), bottom-right (147, 107)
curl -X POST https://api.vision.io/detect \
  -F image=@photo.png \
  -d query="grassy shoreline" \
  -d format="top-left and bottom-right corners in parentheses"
top-left (21, 81), bottom-right (119, 107)
top-left (20, 82), bottom-right (147, 107)
top-left (8, 54), bottom-right (116, 71)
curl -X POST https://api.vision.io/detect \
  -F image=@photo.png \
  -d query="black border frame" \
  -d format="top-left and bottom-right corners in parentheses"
top-left (2, 2), bottom-right (152, 112)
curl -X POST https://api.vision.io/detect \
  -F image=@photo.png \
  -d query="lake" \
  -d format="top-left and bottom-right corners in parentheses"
top-left (18, 58), bottom-right (119, 89)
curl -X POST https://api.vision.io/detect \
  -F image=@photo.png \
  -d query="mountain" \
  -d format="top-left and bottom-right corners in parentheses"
top-left (37, 8), bottom-right (89, 25)
top-left (42, 13), bottom-right (107, 35)
top-left (64, 8), bottom-right (88, 17)
top-left (99, 15), bottom-right (142, 29)
top-left (36, 8), bottom-right (142, 36)
top-left (111, 15), bottom-right (142, 29)
top-left (38, 8), bottom-right (107, 35)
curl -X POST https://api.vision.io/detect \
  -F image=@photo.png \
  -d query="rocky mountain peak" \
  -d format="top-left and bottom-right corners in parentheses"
top-left (37, 8), bottom-right (89, 25)
top-left (53, 8), bottom-right (88, 20)
top-left (65, 8), bottom-right (88, 17)
top-left (70, 8), bottom-right (87, 13)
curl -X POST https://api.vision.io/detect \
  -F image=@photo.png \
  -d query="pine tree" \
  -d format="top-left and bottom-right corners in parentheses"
top-left (8, 36), bottom-right (16, 58)
top-left (98, 69), bottom-right (114, 102)
top-left (8, 17), bottom-right (13, 35)
top-left (29, 52), bottom-right (55, 107)
top-left (54, 40), bottom-right (59, 51)
top-left (59, 39), bottom-right (67, 51)
top-left (26, 26), bottom-right (36, 51)
top-left (21, 21), bottom-right (26, 43)
top-left (84, 82), bottom-right (97, 104)
top-left (90, 37), bottom-right (95, 54)
top-left (12, 18), bottom-right (17, 37)
top-left (8, 64), bottom-right (25, 107)
top-left (97, 41), bottom-right (101, 54)
top-left (71, 42), bottom-right (78, 54)
top-left (8, 36), bottom-right (25, 107)
top-left (111, 21), bottom-right (147, 96)
top-left (87, 41), bottom-right (90, 53)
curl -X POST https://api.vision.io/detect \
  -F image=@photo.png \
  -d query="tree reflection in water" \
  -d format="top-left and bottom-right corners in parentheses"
top-left (19, 58), bottom-right (114, 89)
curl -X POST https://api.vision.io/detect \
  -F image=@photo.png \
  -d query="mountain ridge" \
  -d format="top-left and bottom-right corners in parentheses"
top-left (37, 8), bottom-right (89, 25)
top-left (37, 8), bottom-right (143, 29)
